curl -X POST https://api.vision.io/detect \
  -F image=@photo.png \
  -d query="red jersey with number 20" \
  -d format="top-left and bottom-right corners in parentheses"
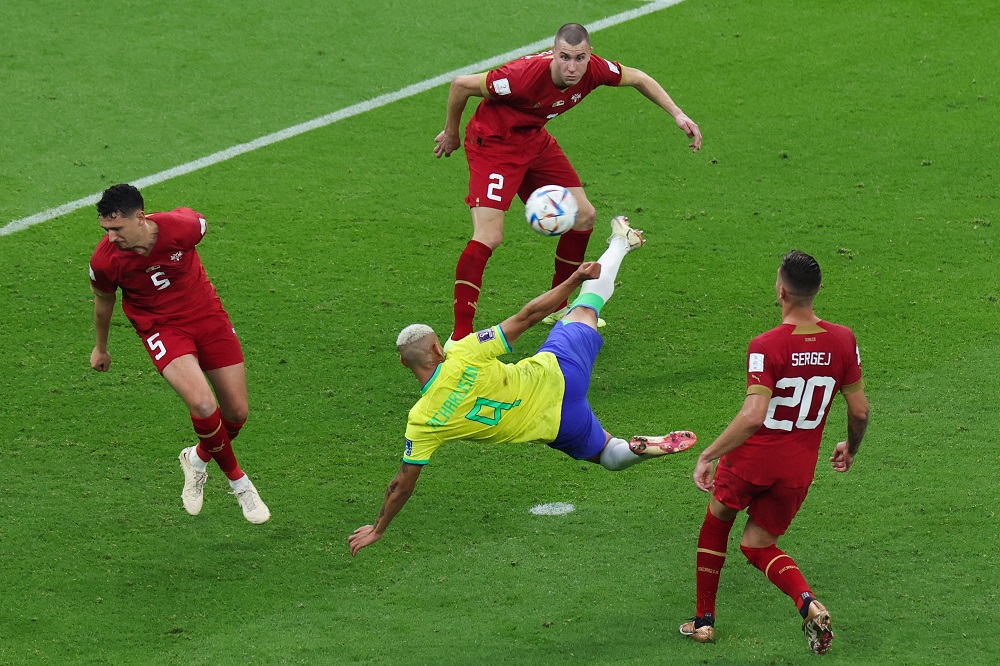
top-left (722, 321), bottom-right (864, 487)
top-left (88, 208), bottom-right (227, 332)
top-left (467, 52), bottom-right (624, 140)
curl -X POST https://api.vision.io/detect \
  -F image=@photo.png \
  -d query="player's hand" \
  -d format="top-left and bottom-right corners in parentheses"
top-left (573, 261), bottom-right (601, 283)
top-left (348, 524), bottom-right (382, 556)
top-left (830, 441), bottom-right (855, 473)
top-left (675, 114), bottom-right (702, 152)
top-left (91, 348), bottom-right (112, 372)
top-left (693, 457), bottom-right (715, 492)
top-left (433, 130), bottom-right (461, 158)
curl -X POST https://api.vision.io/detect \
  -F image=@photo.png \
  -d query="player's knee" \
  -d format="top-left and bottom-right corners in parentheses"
top-left (189, 397), bottom-right (219, 419)
top-left (472, 230), bottom-right (503, 250)
top-left (224, 404), bottom-right (249, 424)
top-left (575, 203), bottom-right (596, 230)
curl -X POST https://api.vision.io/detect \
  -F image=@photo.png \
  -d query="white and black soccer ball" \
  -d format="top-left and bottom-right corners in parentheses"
top-left (524, 185), bottom-right (578, 236)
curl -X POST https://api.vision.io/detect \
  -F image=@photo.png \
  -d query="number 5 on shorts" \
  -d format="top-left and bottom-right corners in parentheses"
top-left (146, 332), bottom-right (167, 361)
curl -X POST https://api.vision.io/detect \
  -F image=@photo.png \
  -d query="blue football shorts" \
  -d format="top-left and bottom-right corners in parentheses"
top-left (537, 320), bottom-right (607, 460)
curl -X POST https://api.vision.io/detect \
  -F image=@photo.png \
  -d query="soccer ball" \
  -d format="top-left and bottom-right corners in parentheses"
top-left (525, 185), bottom-right (578, 236)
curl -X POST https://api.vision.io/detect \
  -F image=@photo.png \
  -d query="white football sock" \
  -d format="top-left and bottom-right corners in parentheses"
top-left (229, 474), bottom-right (250, 492)
top-left (599, 437), bottom-right (643, 471)
top-left (189, 447), bottom-right (209, 473)
top-left (579, 239), bottom-right (629, 304)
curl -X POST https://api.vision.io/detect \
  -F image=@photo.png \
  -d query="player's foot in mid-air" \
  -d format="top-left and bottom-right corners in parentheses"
top-left (232, 477), bottom-right (271, 524)
top-left (630, 431), bottom-right (697, 456)
top-left (178, 446), bottom-right (208, 515)
top-left (802, 599), bottom-right (834, 654)
top-left (679, 617), bottom-right (716, 643)
top-left (541, 305), bottom-right (606, 328)
top-left (608, 215), bottom-right (645, 251)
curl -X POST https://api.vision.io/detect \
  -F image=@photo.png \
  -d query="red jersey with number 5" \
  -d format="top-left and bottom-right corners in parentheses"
top-left (467, 51), bottom-right (624, 140)
top-left (88, 208), bottom-right (227, 331)
top-left (722, 321), bottom-right (864, 487)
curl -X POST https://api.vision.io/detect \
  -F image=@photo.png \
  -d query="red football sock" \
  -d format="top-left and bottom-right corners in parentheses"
top-left (222, 416), bottom-right (246, 442)
top-left (452, 240), bottom-right (493, 340)
top-left (695, 507), bottom-right (734, 619)
top-left (191, 408), bottom-right (245, 481)
top-left (552, 229), bottom-right (593, 308)
top-left (741, 544), bottom-right (814, 610)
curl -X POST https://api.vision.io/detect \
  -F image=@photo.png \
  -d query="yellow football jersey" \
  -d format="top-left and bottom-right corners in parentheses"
top-left (402, 326), bottom-right (565, 464)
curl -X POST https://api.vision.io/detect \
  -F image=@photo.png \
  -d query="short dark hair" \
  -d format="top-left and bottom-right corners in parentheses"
top-left (97, 183), bottom-right (144, 218)
top-left (779, 250), bottom-right (822, 297)
top-left (555, 23), bottom-right (590, 47)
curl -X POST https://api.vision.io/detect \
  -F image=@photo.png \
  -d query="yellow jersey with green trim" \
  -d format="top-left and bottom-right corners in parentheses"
top-left (402, 326), bottom-right (564, 464)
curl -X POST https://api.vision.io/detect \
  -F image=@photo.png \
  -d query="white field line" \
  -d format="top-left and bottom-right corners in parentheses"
top-left (1, 0), bottom-right (685, 237)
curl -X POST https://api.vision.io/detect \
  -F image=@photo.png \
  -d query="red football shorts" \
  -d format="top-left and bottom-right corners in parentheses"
top-left (712, 461), bottom-right (811, 536)
top-left (136, 313), bottom-right (244, 374)
top-left (464, 130), bottom-right (581, 211)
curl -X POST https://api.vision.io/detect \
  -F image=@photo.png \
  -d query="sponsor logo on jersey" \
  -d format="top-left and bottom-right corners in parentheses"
top-left (144, 265), bottom-right (161, 273)
top-left (552, 100), bottom-right (565, 107)
top-left (476, 328), bottom-right (496, 343)
top-left (493, 78), bottom-right (511, 95)
top-left (546, 113), bottom-right (560, 119)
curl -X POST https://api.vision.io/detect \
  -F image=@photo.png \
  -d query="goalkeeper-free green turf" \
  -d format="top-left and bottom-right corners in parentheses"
top-left (1, 0), bottom-right (998, 664)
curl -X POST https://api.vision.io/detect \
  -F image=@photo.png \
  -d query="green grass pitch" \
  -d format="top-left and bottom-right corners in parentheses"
top-left (1, 0), bottom-right (998, 663)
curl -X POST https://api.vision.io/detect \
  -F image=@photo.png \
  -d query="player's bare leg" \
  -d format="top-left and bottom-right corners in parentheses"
top-left (163, 355), bottom-right (218, 515)
top-left (206, 362), bottom-right (248, 440)
top-left (164, 357), bottom-right (269, 523)
top-left (449, 206), bottom-right (504, 349)
top-left (543, 186), bottom-right (603, 327)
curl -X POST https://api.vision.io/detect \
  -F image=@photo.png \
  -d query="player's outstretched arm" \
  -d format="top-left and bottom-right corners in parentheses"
top-left (90, 291), bottom-right (116, 372)
top-left (831, 389), bottom-right (870, 472)
top-left (620, 66), bottom-right (702, 152)
top-left (499, 262), bottom-right (601, 345)
top-left (434, 73), bottom-right (487, 158)
top-left (349, 462), bottom-right (424, 556)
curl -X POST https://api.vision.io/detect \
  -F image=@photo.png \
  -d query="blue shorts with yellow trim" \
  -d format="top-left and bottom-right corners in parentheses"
top-left (537, 321), bottom-right (607, 460)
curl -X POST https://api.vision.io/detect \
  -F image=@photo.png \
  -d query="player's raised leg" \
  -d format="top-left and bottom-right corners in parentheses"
top-left (562, 215), bottom-right (644, 329)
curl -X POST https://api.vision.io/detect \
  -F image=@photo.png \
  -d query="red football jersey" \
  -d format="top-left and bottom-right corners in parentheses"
top-left (466, 51), bottom-right (624, 140)
top-left (722, 321), bottom-right (864, 487)
top-left (88, 208), bottom-right (228, 331)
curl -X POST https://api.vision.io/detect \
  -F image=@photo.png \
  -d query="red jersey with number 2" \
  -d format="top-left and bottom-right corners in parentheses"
top-left (722, 321), bottom-right (864, 487)
top-left (467, 51), bottom-right (624, 140)
top-left (88, 208), bottom-right (227, 332)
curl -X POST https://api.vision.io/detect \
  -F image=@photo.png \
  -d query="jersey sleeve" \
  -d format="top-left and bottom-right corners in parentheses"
top-left (840, 329), bottom-right (864, 393)
top-left (588, 54), bottom-right (625, 87)
top-left (154, 208), bottom-right (208, 249)
top-left (402, 434), bottom-right (440, 465)
top-left (448, 325), bottom-right (512, 364)
top-left (88, 245), bottom-right (117, 295)
top-left (485, 60), bottom-right (525, 102)
top-left (745, 335), bottom-right (776, 397)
